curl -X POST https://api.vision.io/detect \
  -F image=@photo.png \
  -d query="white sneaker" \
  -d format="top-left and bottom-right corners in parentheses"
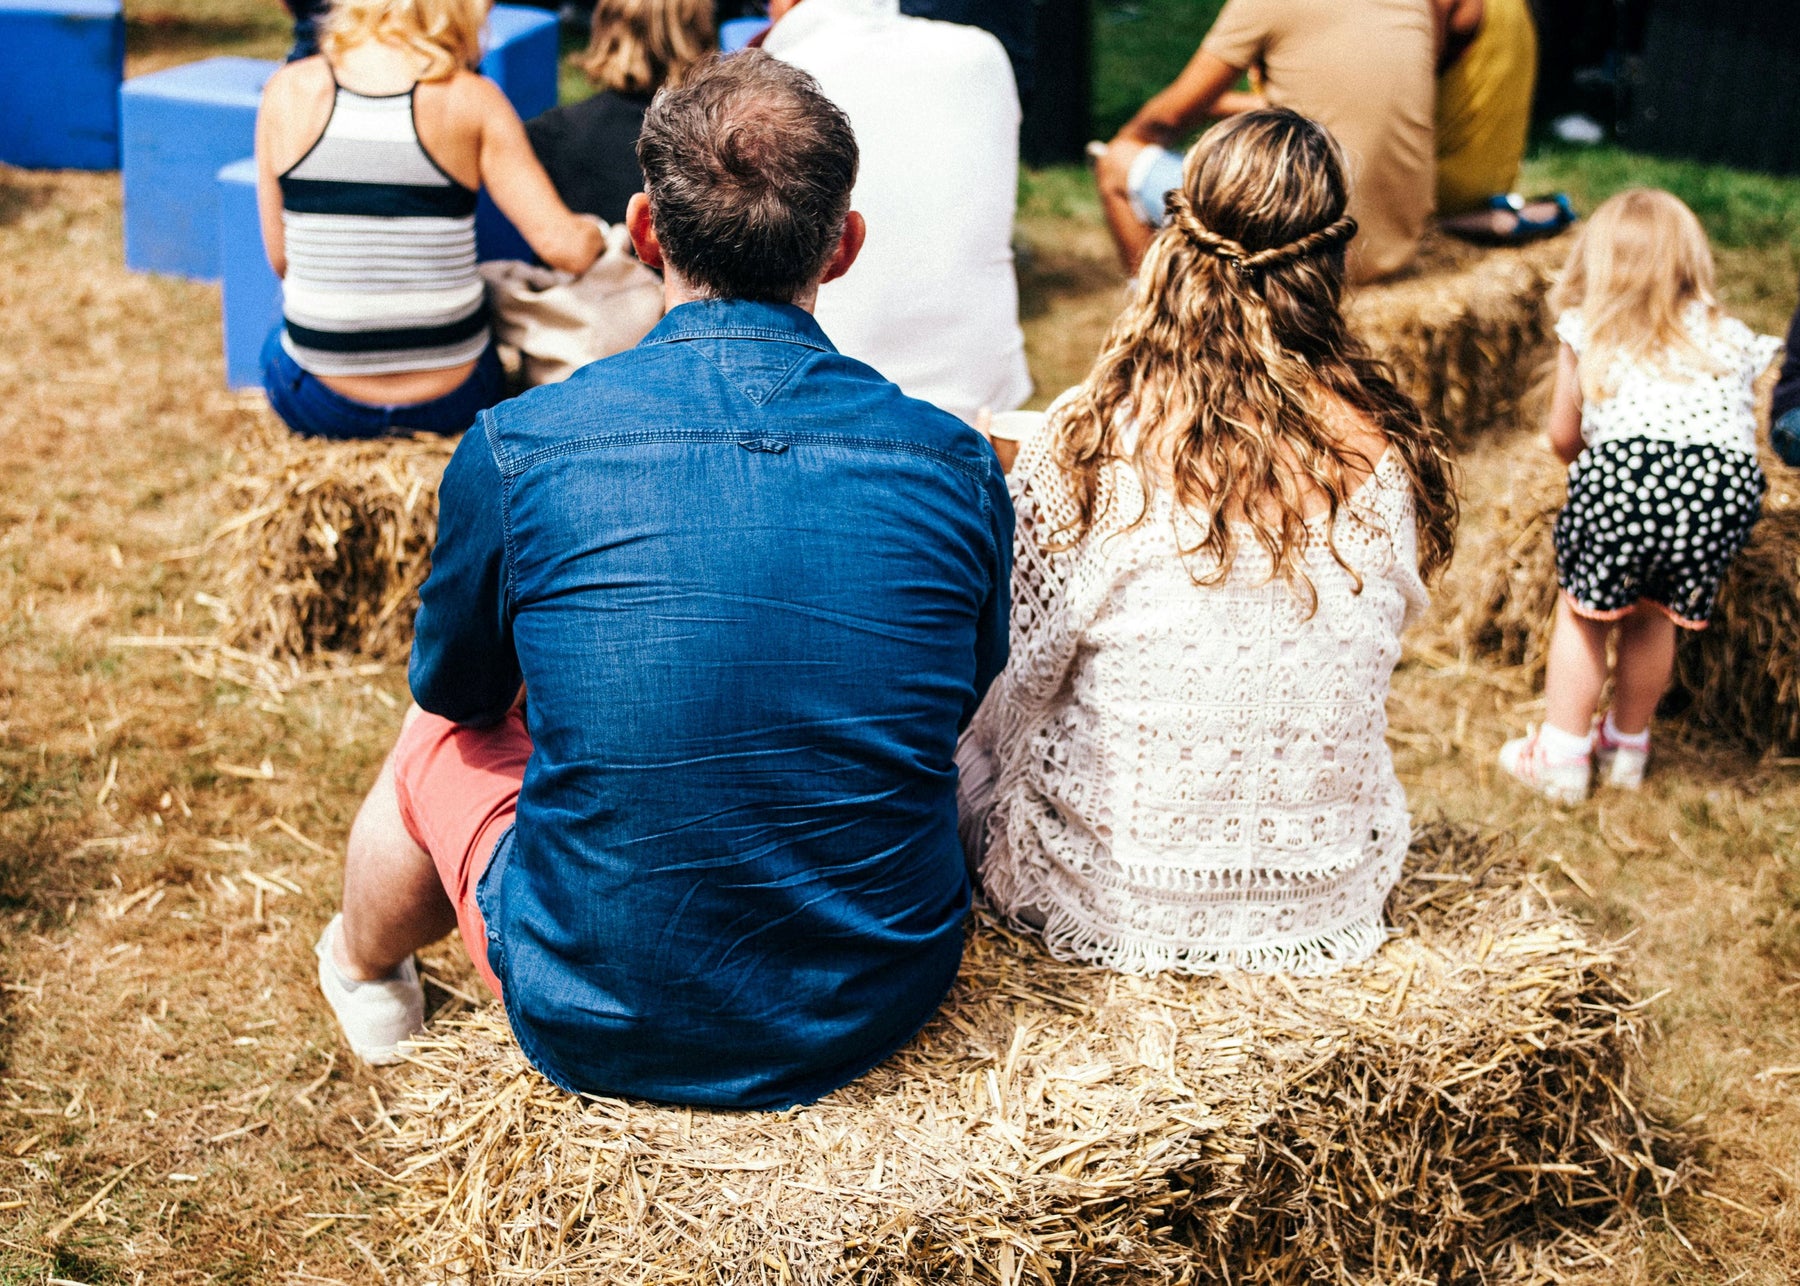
top-left (314, 914), bottom-right (425, 1066)
top-left (1498, 728), bottom-right (1592, 805)
top-left (1594, 721), bottom-right (1650, 790)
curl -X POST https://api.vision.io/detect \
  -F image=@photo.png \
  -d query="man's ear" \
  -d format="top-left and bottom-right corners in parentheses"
top-left (819, 211), bottom-right (866, 287)
top-left (626, 193), bottom-right (664, 271)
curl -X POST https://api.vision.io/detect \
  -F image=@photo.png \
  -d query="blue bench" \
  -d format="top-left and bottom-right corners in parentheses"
top-left (216, 5), bottom-right (562, 387)
top-left (720, 17), bottom-right (770, 52)
top-left (481, 4), bottom-right (559, 119)
top-left (0, 0), bottom-right (125, 170)
top-left (217, 159), bottom-right (281, 390)
top-left (474, 4), bottom-right (560, 261)
top-left (122, 56), bottom-right (276, 279)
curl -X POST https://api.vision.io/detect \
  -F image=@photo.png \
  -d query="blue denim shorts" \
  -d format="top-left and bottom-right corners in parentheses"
top-left (1127, 144), bottom-right (1187, 228)
top-left (260, 328), bottom-right (507, 440)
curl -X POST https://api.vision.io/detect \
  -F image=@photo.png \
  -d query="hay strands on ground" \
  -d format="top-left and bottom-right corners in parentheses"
top-left (1349, 232), bottom-right (1569, 448)
top-left (198, 432), bottom-right (457, 664)
top-left (386, 824), bottom-right (1685, 1285)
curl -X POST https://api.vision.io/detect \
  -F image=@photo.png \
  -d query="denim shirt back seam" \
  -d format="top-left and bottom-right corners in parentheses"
top-left (497, 427), bottom-right (996, 485)
top-left (639, 326), bottom-right (834, 352)
top-left (480, 408), bottom-right (521, 623)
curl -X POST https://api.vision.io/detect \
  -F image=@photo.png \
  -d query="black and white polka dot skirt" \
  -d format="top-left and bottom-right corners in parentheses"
top-left (1553, 437), bottom-right (1764, 628)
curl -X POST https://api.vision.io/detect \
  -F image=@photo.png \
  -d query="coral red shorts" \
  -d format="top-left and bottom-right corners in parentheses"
top-left (390, 709), bottom-right (532, 1001)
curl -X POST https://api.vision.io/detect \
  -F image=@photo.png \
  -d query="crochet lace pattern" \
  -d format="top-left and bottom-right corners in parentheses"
top-left (966, 429), bottom-right (1429, 976)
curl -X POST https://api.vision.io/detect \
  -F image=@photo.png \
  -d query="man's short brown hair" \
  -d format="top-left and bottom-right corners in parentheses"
top-left (636, 51), bottom-right (859, 303)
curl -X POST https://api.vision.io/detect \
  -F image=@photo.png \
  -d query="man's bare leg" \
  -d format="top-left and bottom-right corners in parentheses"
top-left (336, 704), bottom-right (460, 981)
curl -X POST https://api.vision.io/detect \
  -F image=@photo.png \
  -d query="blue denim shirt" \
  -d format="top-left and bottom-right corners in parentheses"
top-left (410, 300), bottom-right (1013, 1109)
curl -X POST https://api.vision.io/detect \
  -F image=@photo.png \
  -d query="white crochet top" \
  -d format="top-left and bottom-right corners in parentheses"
top-left (1554, 302), bottom-right (1782, 455)
top-left (966, 426), bottom-right (1429, 976)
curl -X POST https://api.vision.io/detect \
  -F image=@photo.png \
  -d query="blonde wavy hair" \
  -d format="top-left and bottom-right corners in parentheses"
top-left (1547, 188), bottom-right (1723, 400)
top-left (583, 0), bottom-right (715, 95)
top-left (1054, 108), bottom-right (1456, 600)
top-left (319, 0), bottom-right (489, 82)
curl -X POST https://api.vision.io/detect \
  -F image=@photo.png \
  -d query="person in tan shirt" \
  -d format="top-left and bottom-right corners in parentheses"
top-left (1096, 0), bottom-right (1436, 283)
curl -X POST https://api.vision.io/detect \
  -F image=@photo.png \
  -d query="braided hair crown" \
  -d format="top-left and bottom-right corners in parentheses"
top-left (1156, 108), bottom-right (1357, 282)
top-left (1165, 189), bottom-right (1355, 277)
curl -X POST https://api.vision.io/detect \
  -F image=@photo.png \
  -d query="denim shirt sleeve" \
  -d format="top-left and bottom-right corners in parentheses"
top-left (965, 453), bottom-right (1015, 728)
top-left (408, 419), bottom-right (521, 726)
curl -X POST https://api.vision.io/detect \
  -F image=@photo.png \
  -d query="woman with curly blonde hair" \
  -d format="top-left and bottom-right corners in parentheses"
top-left (526, 0), bottom-right (716, 223)
top-left (961, 108), bottom-right (1458, 977)
top-left (255, 0), bottom-right (604, 438)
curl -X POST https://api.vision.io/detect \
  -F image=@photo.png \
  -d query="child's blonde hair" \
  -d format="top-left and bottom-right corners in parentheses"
top-left (320, 0), bottom-right (490, 82)
top-left (583, 0), bottom-right (715, 95)
top-left (1548, 188), bottom-right (1722, 398)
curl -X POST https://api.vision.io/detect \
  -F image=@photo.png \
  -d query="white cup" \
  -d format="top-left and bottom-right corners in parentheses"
top-left (984, 410), bottom-right (1046, 443)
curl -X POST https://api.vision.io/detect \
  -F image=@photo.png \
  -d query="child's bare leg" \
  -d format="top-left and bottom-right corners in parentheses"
top-left (1608, 603), bottom-right (1677, 735)
top-left (1543, 595), bottom-right (1612, 738)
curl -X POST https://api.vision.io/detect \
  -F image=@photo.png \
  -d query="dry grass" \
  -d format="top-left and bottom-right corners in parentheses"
top-left (3, 70), bottom-right (1800, 1286)
top-left (390, 824), bottom-right (1677, 1286)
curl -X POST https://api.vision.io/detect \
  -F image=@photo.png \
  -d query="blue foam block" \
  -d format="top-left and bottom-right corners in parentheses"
top-left (122, 56), bottom-right (275, 279)
top-left (475, 5), bottom-right (563, 261)
top-left (0, 0), bottom-right (125, 170)
top-left (217, 158), bottom-right (282, 390)
top-left (481, 5), bottom-right (560, 120)
top-left (720, 17), bottom-right (770, 53)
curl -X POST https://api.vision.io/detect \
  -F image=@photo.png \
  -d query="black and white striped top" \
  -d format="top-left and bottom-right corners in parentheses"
top-left (279, 78), bottom-right (489, 377)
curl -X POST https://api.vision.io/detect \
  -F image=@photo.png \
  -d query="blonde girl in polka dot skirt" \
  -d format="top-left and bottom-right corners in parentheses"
top-left (1500, 189), bottom-right (1784, 804)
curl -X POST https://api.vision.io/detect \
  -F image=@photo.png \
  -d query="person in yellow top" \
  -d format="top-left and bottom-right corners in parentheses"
top-left (1435, 0), bottom-right (1537, 213)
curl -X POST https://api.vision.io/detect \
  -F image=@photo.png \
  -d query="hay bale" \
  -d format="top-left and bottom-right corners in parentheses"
top-left (1349, 232), bottom-right (1569, 446)
top-left (1429, 434), bottom-right (1565, 674)
top-left (386, 824), bottom-right (1678, 1285)
top-left (202, 433), bottom-right (456, 661)
top-left (1669, 481), bottom-right (1800, 750)
top-left (1428, 430), bottom-right (1800, 755)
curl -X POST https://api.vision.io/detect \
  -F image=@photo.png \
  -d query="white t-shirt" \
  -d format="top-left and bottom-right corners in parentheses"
top-left (765, 0), bottom-right (1032, 423)
top-left (1555, 302), bottom-right (1783, 455)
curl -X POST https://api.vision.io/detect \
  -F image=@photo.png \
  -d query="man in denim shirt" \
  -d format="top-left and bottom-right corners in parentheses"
top-left (313, 52), bottom-right (1013, 1110)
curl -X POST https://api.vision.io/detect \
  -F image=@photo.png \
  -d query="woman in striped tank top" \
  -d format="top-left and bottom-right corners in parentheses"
top-left (255, 0), bottom-right (606, 438)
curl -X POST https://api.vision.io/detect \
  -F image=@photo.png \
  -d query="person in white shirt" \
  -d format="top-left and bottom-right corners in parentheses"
top-left (763, 0), bottom-right (1032, 423)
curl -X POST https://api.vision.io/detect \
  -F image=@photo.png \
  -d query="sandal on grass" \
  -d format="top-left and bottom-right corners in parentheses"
top-left (1443, 192), bottom-right (1577, 246)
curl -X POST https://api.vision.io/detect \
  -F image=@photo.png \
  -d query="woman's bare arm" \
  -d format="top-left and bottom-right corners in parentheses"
top-left (461, 77), bottom-right (603, 276)
top-left (254, 88), bottom-right (289, 279)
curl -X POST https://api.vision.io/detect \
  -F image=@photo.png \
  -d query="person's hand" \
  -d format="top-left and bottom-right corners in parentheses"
top-left (1096, 137), bottom-right (1146, 201)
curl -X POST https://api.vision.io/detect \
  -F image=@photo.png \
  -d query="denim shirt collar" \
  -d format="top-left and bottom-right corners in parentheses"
top-left (640, 299), bottom-right (837, 353)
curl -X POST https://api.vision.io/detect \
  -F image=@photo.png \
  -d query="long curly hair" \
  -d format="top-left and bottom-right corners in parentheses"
top-left (1053, 109), bottom-right (1456, 600)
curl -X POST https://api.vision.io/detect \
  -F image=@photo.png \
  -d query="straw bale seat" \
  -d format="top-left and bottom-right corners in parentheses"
top-left (1347, 232), bottom-right (1569, 446)
top-left (386, 824), bottom-right (1677, 1285)
top-left (201, 234), bottom-right (1567, 664)
top-left (202, 433), bottom-right (456, 661)
top-left (1429, 430), bottom-right (1800, 754)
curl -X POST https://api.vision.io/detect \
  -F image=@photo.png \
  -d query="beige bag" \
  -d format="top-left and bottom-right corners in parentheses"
top-left (479, 222), bottom-right (665, 386)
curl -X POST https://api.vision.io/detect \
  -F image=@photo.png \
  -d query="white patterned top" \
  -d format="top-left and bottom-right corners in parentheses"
top-left (965, 424), bottom-right (1429, 976)
top-left (1555, 303), bottom-right (1782, 455)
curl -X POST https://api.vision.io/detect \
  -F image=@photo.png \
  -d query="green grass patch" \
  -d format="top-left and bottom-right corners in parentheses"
top-left (1092, 0), bottom-right (1225, 137)
top-left (1521, 144), bottom-right (1800, 252)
